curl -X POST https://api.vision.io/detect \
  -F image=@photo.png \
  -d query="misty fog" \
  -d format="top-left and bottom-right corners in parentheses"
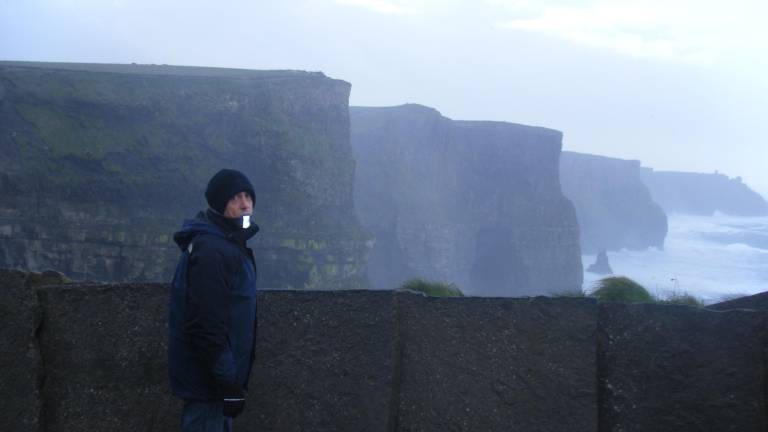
top-left (2, 0), bottom-right (766, 300)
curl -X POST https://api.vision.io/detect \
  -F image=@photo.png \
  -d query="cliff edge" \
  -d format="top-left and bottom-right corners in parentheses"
top-left (640, 169), bottom-right (768, 216)
top-left (0, 61), bottom-right (369, 288)
top-left (560, 151), bottom-right (668, 253)
top-left (351, 104), bottom-right (582, 296)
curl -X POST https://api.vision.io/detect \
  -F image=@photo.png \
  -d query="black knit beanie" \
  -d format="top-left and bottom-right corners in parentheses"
top-left (205, 169), bottom-right (255, 214)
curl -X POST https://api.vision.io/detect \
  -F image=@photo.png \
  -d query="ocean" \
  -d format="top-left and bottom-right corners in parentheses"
top-left (582, 213), bottom-right (768, 303)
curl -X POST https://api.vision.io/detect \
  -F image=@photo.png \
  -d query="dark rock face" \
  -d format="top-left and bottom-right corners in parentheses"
top-left (560, 152), bottom-right (668, 253)
top-left (351, 104), bottom-right (583, 296)
top-left (599, 303), bottom-right (767, 432)
top-left (398, 295), bottom-right (598, 432)
top-left (0, 269), bottom-right (42, 432)
top-left (707, 291), bottom-right (768, 311)
top-left (241, 290), bottom-right (397, 431)
top-left (586, 250), bottom-right (613, 275)
top-left (37, 283), bottom-right (179, 432)
top-left (640, 169), bottom-right (768, 216)
top-left (0, 61), bottom-right (369, 289)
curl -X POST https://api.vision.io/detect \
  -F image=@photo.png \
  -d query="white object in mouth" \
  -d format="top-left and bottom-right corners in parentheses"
top-left (242, 215), bottom-right (251, 229)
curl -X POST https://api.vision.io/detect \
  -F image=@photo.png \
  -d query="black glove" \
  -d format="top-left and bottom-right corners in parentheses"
top-left (220, 382), bottom-right (246, 418)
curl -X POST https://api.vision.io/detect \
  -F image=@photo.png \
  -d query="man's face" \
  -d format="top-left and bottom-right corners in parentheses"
top-left (223, 191), bottom-right (253, 219)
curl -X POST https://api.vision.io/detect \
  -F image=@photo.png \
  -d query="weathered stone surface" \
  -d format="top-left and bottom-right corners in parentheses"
top-left (0, 61), bottom-right (369, 289)
top-left (35, 283), bottom-right (399, 431)
top-left (37, 283), bottom-right (179, 432)
top-left (708, 291), bottom-right (768, 311)
top-left (560, 152), bottom-right (667, 253)
top-left (351, 104), bottom-right (583, 296)
top-left (0, 269), bottom-right (42, 432)
top-left (10, 277), bottom-right (767, 432)
top-left (241, 290), bottom-right (398, 432)
top-left (598, 303), bottom-right (767, 432)
top-left (640, 168), bottom-right (768, 216)
top-left (397, 294), bottom-right (597, 432)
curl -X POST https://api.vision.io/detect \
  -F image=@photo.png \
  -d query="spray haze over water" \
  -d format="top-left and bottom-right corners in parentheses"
top-left (584, 213), bottom-right (768, 303)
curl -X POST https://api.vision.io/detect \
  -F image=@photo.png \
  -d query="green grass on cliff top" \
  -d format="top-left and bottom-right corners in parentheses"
top-left (0, 60), bottom-right (328, 80)
top-left (400, 278), bottom-right (465, 297)
top-left (554, 276), bottom-right (706, 306)
top-left (591, 276), bottom-right (655, 303)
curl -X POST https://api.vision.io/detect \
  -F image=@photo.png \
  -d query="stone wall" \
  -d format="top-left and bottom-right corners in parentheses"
top-left (0, 269), bottom-right (43, 432)
top-left (0, 61), bottom-right (369, 289)
top-left (350, 104), bottom-right (582, 296)
top-left (1, 270), bottom-right (766, 431)
top-left (599, 303), bottom-right (766, 431)
top-left (708, 291), bottom-right (768, 311)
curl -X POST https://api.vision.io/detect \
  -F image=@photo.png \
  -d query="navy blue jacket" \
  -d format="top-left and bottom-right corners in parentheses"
top-left (168, 210), bottom-right (258, 400)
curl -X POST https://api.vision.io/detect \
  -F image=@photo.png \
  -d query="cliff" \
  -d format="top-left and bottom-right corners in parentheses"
top-left (350, 104), bottom-right (582, 296)
top-left (0, 61), bottom-right (369, 288)
top-left (560, 152), bottom-right (668, 253)
top-left (2, 269), bottom-right (765, 432)
top-left (640, 169), bottom-right (768, 216)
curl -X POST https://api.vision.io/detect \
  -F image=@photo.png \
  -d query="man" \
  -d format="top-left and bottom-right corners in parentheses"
top-left (168, 169), bottom-right (260, 432)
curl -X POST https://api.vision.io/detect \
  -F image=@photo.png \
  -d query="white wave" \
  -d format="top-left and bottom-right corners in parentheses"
top-left (723, 243), bottom-right (768, 253)
top-left (582, 213), bottom-right (768, 303)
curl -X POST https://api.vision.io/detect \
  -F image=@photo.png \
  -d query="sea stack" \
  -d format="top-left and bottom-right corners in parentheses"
top-left (587, 250), bottom-right (613, 275)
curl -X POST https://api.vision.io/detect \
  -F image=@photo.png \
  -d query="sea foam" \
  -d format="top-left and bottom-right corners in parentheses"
top-left (583, 213), bottom-right (768, 303)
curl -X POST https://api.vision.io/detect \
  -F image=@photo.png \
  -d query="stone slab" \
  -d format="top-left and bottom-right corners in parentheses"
top-left (397, 294), bottom-right (598, 432)
top-left (37, 283), bottom-right (179, 432)
top-left (708, 291), bottom-right (768, 311)
top-left (240, 289), bottom-right (398, 432)
top-left (0, 269), bottom-right (42, 432)
top-left (598, 303), bottom-right (767, 432)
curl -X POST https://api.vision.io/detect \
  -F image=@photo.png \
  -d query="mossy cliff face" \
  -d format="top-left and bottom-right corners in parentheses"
top-left (351, 104), bottom-right (582, 296)
top-left (0, 61), bottom-right (369, 287)
top-left (560, 151), bottom-right (668, 253)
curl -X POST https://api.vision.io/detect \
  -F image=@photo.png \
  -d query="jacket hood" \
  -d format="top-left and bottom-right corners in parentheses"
top-left (173, 210), bottom-right (260, 251)
top-left (173, 211), bottom-right (226, 251)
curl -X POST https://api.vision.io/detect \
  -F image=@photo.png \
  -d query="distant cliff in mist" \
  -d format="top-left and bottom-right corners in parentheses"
top-left (0, 61), bottom-right (369, 288)
top-left (640, 169), bottom-right (768, 216)
top-left (560, 152), bottom-right (667, 253)
top-left (350, 104), bottom-right (582, 296)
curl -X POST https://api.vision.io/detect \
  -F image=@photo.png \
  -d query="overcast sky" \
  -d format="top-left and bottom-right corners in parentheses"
top-left (2, 0), bottom-right (766, 194)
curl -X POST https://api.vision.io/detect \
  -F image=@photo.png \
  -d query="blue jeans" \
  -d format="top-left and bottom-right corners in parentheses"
top-left (181, 400), bottom-right (233, 432)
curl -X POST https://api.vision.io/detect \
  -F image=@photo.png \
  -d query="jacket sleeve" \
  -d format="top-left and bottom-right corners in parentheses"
top-left (185, 238), bottom-right (238, 387)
